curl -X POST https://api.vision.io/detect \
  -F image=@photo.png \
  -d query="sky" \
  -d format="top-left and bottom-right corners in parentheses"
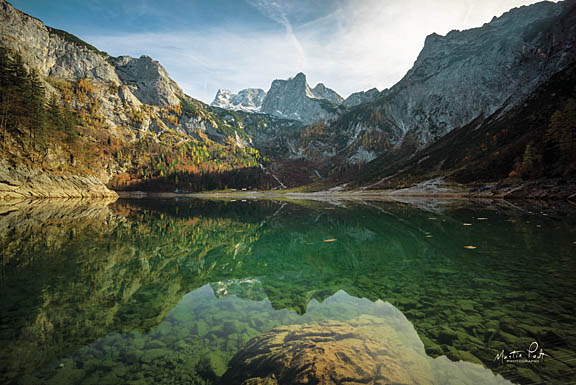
top-left (11, 0), bottom-right (557, 103)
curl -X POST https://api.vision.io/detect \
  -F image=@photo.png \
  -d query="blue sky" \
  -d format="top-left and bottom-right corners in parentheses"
top-left (11, 0), bottom-right (554, 103)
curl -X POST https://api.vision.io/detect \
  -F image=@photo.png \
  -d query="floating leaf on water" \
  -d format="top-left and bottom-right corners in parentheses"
top-left (464, 246), bottom-right (477, 249)
top-left (323, 239), bottom-right (337, 242)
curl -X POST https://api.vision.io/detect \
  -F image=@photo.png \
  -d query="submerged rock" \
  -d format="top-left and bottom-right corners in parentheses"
top-left (220, 321), bottom-right (434, 385)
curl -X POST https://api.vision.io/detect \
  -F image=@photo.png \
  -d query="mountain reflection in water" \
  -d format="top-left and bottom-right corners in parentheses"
top-left (0, 198), bottom-right (574, 384)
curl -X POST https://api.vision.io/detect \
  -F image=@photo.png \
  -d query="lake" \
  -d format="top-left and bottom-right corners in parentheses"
top-left (0, 197), bottom-right (575, 384)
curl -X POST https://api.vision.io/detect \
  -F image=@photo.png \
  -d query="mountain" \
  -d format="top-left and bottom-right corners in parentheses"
top-left (310, 82), bottom-right (344, 104)
top-left (302, 1), bottom-right (576, 164)
top-left (1, 0), bottom-right (575, 197)
top-left (349, 60), bottom-right (576, 197)
top-left (211, 88), bottom-right (266, 112)
top-left (213, 73), bottom-right (345, 124)
top-left (260, 72), bottom-right (344, 124)
top-left (0, 0), bottom-right (307, 197)
top-left (339, 0), bottom-right (576, 195)
top-left (343, 88), bottom-right (380, 108)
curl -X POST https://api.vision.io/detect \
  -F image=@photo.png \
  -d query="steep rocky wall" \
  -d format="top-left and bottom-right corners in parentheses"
top-left (0, 160), bottom-right (117, 199)
top-left (0, 0), bottom-right (182, 107)
top-left (351, 1), bottom-right (576, 146)
top-left (261, 73), bottom-right (343, 124)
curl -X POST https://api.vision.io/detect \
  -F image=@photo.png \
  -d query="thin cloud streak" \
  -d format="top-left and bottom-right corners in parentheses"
top-left (88, 0), bottom-right (559, 103)
top-left (246, 0), bottom-right (307, 68)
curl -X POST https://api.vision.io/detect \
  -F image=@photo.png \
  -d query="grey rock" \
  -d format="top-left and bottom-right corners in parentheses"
top-left (0, 0), bottom-right (119, 83)
top-left (298, 0), bottom-right (576, 166)
top-left (112, 55), bottom-right (182, 106)
top-left (0, 160), bottom-right (117, 200)
top-left (211, 88), bottom-right (267, 112)
top-left (0, 0), bottom-right (181, 107)
top-left (261, 72), bottom-right (343, 124)
top-left (310, 82), bottom-right (343, 104)
top-left (343, 1), bottom-right (576, 146)
top-left (342, 88), bottom-right (380, 108)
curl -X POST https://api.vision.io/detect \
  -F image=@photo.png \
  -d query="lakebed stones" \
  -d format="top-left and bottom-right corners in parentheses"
top-left (220, 320), bottom-right (435, 385)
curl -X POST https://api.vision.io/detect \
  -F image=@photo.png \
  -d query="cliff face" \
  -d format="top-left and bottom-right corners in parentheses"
top-left (260, 72), bottom-right (343, 124)
top-left (112, 55), bottom-right (183, 106)
top-left (0, 0), bottom-right (297, 196)
top-left (0, 160), bottom-right (117, 199)
top-left (277, 0), bottom-right (576, 168)
top-left (211, 88), bottom-right (267, 112)
top-left (336, 1), bottom-right (576, 148)
top-left (342, 88), bottom-right (380, 108)
top-left (0, 0), bottom-right (181, 107)
top-left (0, 1), bottom-right (116, 82)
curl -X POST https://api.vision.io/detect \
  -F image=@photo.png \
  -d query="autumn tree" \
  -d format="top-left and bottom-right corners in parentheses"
top-left (546, 98), bottom-right (576, 162)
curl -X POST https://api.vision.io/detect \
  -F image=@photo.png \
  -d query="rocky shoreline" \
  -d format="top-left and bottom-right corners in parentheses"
top-left (0, 161), bottom-right (117, 200)
top-left (116, 177), bottom-right (576, 202)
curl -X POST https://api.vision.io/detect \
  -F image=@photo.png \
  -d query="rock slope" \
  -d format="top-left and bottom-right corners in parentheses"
top-left (260, 72), bottom-right (344, 124)
top-left (0, 160), bottom-right (117, 199)
top-left (343, 87), bottom-right (380, 108)
top-left (0, 0), bottom-right (182, 107)
top-left (335, 1), bottom-right (576, 148)
top-left (211, 88), bottom-right (267, 112)
top-left (0, 0), bottom-right (293, 195)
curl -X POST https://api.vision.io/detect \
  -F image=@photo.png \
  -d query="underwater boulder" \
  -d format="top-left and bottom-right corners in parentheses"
top-left (220, 320), bottom-right (434, 385)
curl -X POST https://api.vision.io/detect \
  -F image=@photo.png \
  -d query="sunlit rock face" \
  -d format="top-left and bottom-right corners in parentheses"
top-left (343, 88), bottom-right (380, 108)
top-left (221, 320), bottom-right (436, 385)
top-left (0, 0), bottom-right (182, 107)
top-left (336, 1), bottom-right (576, 147)
top-left (112, 55), bottom-right (183, 106)
top-left (261, 72), bottom-right (343, 124)
top-left (0, 160), bottom-right (118, 199)
top-left (211, 89), bottom-right (267, 112)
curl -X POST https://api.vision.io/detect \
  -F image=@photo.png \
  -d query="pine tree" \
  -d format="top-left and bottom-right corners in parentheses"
top-left (546, 98), bottom-right (576, 161)
top-left (27, 69), bottom-right (46, 148)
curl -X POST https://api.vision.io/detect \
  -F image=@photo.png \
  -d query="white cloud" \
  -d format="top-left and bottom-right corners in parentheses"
top-left (246, 0), bottom-right (307, 68)
top-left (87, 0), bottom-right (559, 103)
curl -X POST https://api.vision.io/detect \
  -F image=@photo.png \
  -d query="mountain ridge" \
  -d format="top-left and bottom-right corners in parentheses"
top-left (1, 0), bottom-right (575, 197)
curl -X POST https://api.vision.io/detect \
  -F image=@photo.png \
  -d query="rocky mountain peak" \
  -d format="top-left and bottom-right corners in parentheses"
top-left (112, 55), bottom-right (182, 106)
top-left (260, 72), bottom-right (343, 123)
top-left (211, 88), bottom-right (266, 112)
top-left (311, 83), bottom-right (344, 104)
top-left (342, 88), bottom-right (380, 108)
top-left (293, 72), bottom-right (307, 81)
top-left (0, 0), bottom-right (182, 106)
top-left (354, 0), bottom-right (576, 146)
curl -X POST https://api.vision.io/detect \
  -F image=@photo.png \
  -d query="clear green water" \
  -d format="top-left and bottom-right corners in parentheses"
top-left (0, 198), bottom-right (575, 384)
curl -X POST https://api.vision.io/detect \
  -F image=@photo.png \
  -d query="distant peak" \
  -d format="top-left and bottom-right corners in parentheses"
top-left (294, 72), bottom-right (307, 80)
